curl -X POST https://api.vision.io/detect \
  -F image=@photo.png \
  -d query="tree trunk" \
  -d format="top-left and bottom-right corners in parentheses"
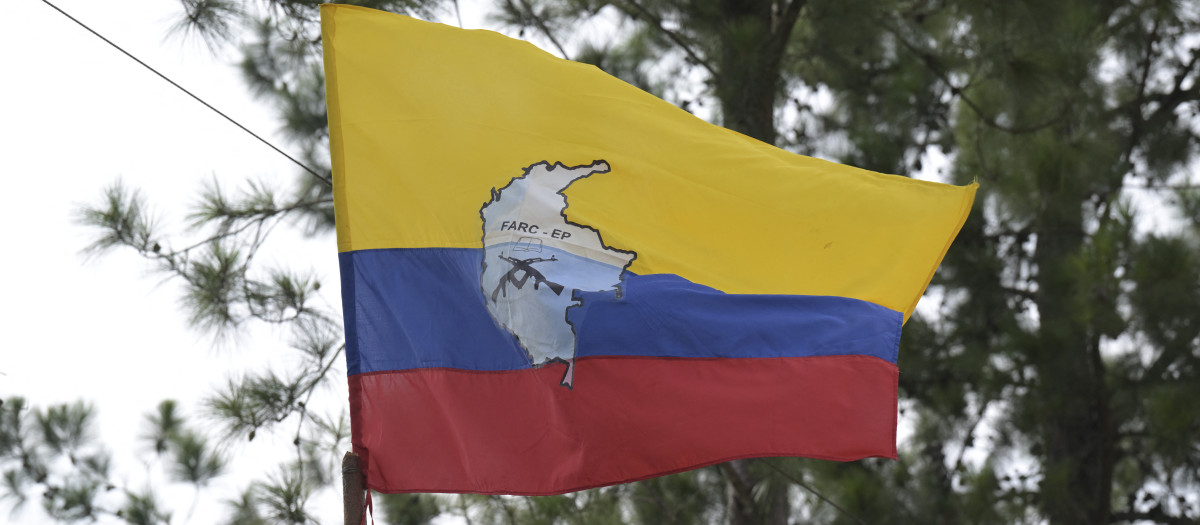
top-left (705, 0), bottom-right (801, 520)
top-left (713, 0), bottom-right (803, 146)
top-left (1032, 178), bottom-right (1115, 525)
top-left (724, 460), bottom-right (789, 525)
top-left (710, 2), bottom-right (806, 524)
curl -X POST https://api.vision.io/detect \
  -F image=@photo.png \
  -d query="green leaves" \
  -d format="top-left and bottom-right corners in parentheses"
top-left (41, 477), bottom-right (102, 522)
top-left (223, 488), bottom-right (268, 525)
top-left (56, 0), bottom-right (1200, 523)
top-left (206, 374), bottom-right (300, 442)
top-left (184, 240), bottom-right (244, 333)
top-left (81, 175), bottom-right (333, 338)
top-left (376, 493), bottom-right (441, 525)
top-left (142, 400), bottom-right (184, 456)
top-left (1129, 235), bottom-right (1200, 356)
top-left (166, 430), bottom-right (227, 486)
top-left (76, 180), bottom-right (155, 257)
top-left (627, 470), bottom-right (720, 524)
top-left (1, 396), bottom-right (236, 521)
top-left (119, 490), bottom-right (171, 525)
top-left (171, 0), bottom-right (246, 50)
top-left (34, 402), bottom-right (94, 461)
top-left (0, 397), bottom-right (29, 460)
top-left (1, 399), bottom-right (117, 522)
top-left (255, 464), bottom-right (314, 525)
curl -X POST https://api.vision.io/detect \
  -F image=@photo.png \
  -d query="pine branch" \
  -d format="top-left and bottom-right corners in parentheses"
top-left (1109, 47), bottom-right (1200, 126)
top-left (714, 462), bottom-right (755, 510)
top-left (770, 0), bottom-right (808, 53)
top-left (616, 0), bottom-right (718, 79)
top-left (882, 18), bottom-right (1068, 135)
top-left (174, 197), bottom-right (332, 258)
top-left (1110, 509), bottom-right (1198, 525)
top-left (505, 0), bottom-right (572, 60)
top-left (291, 345), bottom-right (345, 450)
top-left (1001, 285), bottom-right (1038, 302)
top-left (759, 459), bottom-right (867, 525)
top-left (1119, 15), bottom-right (1162, 172)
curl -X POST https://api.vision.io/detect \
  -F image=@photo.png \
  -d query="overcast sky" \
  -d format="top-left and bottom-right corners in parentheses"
top-left (5, 1), bottom-right (1190, 524)
top-left (3, 0), bottom-right (372, 522)
top-left (0, 1), bottom-right (994, 522)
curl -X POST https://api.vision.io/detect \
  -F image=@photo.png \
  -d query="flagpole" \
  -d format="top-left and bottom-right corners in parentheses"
top-left (342, 451), bottom-right (365, 525)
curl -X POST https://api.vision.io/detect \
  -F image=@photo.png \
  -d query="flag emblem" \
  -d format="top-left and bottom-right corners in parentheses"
top-left (481, 160), bottom-right (635, 388)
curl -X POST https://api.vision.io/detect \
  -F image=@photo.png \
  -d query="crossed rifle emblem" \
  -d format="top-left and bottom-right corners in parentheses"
top-left (490, 253), bottom-right (565, 302)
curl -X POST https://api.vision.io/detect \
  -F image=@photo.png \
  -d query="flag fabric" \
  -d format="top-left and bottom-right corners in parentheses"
top-left (322, 4), bottom-right (977, 496)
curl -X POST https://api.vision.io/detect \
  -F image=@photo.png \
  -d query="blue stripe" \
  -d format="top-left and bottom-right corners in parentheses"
top-left (570, 274), bottom-right (901, 362)
top-left (340, 248), bottom-right (902, 375)
top-left (340, 248), bottom-right (531, 375)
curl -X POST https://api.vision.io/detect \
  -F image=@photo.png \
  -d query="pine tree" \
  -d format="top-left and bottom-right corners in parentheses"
top-left (54, 0), bottom-right (1200, 523)
top-left (0, 397), bottom-right (223, 523)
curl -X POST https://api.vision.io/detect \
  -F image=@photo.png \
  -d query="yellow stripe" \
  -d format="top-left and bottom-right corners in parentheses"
top-left (321, 5), bottom-right (977, 320)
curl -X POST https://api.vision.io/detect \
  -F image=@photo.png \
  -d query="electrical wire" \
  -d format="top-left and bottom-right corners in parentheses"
top-left (38, 0), bottom-right (333, 187)
top-left (761, 458), bottom-right (870, 525)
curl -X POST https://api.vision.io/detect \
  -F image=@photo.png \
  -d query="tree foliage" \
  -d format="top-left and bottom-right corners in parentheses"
top-left (2, 397), bottom-right (220, 522)
top-left (7, 0), bottom-right (1198, 523)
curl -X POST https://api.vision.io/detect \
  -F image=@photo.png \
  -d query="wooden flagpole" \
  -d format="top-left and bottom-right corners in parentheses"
top-left (342, 451), bottom-right (365, 525)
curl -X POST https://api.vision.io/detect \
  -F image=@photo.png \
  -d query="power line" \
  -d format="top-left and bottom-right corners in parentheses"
top-left (760, 458), bottom-right (870, 525)
top-left (38, 0), bottom-right (333, 187)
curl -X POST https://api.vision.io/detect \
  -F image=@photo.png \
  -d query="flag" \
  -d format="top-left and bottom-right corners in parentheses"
top-left (322, 4), bottom-right (977, 496)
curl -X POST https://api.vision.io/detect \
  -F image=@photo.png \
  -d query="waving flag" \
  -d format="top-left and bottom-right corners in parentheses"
top-left (322, 4), bottom-right (976, 495)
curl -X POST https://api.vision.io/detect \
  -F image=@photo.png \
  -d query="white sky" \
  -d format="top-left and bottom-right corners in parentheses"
top-left (2, 0), bottom-right (514, 521)
top-left (0, 2), bottom-right (929, 522)
top-left (2, 0), bottom-right (367, 522)
top-left (6, 1), bottom-right (1191, 523)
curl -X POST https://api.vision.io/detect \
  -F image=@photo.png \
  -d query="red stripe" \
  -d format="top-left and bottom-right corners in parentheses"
top-left (349, 355), bottom-right (897, 495)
